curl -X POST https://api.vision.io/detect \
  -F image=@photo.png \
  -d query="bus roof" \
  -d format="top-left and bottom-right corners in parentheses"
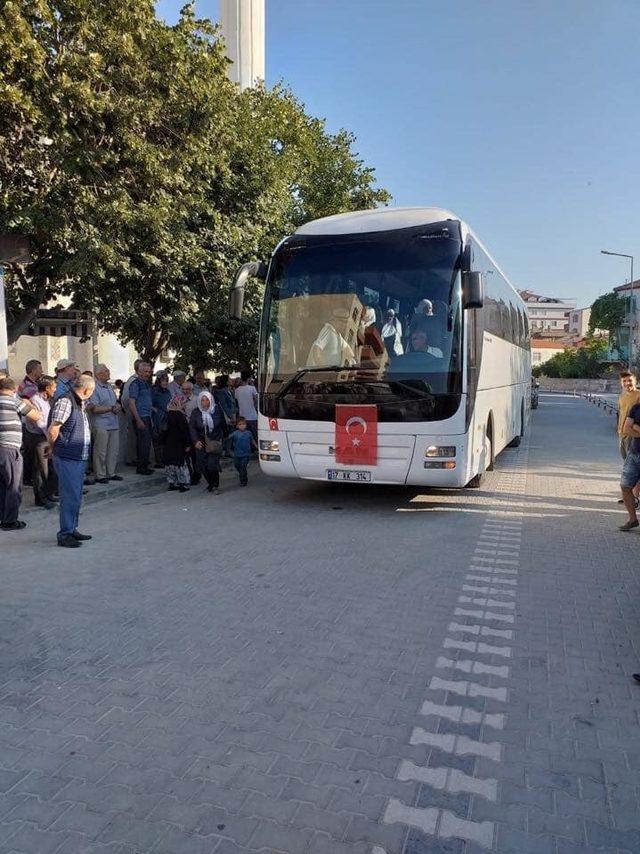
top-left (295, 206), bottom-right (460, 236)
top-left (292, 206), bottom-right (524, 304)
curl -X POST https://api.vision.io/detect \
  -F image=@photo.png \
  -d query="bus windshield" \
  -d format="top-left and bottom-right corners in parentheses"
top-left (260, 224), bottom-right (463, 421)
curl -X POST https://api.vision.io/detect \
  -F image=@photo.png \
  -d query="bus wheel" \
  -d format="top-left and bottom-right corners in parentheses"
top-left (466, 472), bottom-right (483, 489)
top-left (466, 423), bottom-right (493, 488)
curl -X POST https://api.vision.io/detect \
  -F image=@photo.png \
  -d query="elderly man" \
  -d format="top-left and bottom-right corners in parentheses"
top-left (53, 358), bottom-right (79, 401)
top-left (120, 358), bottom-right (141, 465)
top-left (168, 370), bottom-right (187, 398)
top-left (128, 361), bottom-right (154, 475)
top-left (192, 369), bottom-right (209, 397)
top-left (87, 364), bottom-right (121, 484)
top-left (48, 374), bottom-right (95, 548)
top-left (18, 359), bottom-right (43, 399)
top-left (0, 377), bottom-right (41, 530)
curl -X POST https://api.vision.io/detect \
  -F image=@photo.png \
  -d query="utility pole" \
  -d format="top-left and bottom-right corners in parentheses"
top-left (601, 250), bottom-right (635, 368)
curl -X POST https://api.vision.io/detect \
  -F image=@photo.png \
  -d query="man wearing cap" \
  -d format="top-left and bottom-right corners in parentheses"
top-left (168, 370), bottom-right (187, 398)
top-left (53, 359), bottom-right (79, 401)
top-left (48, 374), bottom-right (95, 548)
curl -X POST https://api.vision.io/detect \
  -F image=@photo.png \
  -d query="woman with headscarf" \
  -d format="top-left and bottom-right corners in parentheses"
top-left (163, 396), bottom-right (192, 493)
top-left (189, 390), bottom-right (226, 493)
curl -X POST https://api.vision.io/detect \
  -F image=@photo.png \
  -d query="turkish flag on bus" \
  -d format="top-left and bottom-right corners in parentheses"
top-left (335, 405), bottom-right (378, 466)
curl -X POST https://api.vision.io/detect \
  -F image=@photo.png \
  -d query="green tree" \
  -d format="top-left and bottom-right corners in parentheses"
top-left (589, 291), bottom-right (627, 337)
top-left (539, 337), bottom-right (607, 378)
top-left (1, 1), bottom-right (390, 367)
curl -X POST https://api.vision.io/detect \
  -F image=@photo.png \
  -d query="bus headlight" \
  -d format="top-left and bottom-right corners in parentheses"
top-left (260, 453), bottom-right (281, 462)
top-left (260, 440), bottom-right (280, 452)
top-left (424, 460), bottom-right (456, 469)
top-left (425, 445), bottom-right (456, 457)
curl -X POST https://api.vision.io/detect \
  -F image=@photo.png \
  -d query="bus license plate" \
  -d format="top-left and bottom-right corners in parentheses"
top-left (327, 469), bottom-right (371, 482)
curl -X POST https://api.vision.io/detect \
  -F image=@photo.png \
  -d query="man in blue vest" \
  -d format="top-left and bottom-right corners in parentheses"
top-left (48, 374), bottom-right (95, 548)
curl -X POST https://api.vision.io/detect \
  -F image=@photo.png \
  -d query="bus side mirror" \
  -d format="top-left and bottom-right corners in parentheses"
top-left (229, 261), bottom-right (268, 319)
top-left (462, 271), bottom-right (484, 309)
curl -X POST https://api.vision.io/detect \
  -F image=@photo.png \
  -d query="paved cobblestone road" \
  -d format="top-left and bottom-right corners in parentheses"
top-left (1, 394), bottom-right (638, 854)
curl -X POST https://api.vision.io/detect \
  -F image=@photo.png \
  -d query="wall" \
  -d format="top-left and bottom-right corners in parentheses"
top-left (531, 345), bottom-right (565, 366)
top-left (7, 333), bottom-right (94, 379)
top-left (538, 377), bottom-right (620, 393)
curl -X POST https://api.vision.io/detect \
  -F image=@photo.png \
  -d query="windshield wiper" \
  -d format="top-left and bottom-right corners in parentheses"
top-left (274, 365), bottom-right (347, 401)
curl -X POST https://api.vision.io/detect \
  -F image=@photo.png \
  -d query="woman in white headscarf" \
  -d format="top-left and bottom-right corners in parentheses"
top-left (188, 390), bottom-right (226, 493)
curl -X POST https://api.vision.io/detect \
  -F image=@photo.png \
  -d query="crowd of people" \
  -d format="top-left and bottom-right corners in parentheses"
top-left (0, 357), bottom-right (260, 546)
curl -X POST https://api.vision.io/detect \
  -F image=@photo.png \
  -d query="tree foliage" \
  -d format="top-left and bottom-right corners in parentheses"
top-left (0, 0), bottom-right (390, 366)
top-left (589, 291), bottom-right (627, 337)
top-left (536, 337), bottom-right (608, 378)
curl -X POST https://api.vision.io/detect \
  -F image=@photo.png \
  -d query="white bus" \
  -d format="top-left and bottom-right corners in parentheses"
top-left (230, 207), bottom-right (531, 488)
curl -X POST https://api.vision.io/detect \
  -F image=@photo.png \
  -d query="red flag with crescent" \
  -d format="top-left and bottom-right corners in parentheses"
top-left (335, 404), bottom-right (378, 465)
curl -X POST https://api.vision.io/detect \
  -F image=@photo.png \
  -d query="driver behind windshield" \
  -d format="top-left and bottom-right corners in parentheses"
top-left (388, 327), bottom-right (440, 374)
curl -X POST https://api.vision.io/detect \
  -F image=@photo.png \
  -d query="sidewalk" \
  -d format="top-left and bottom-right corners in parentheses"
top-left (20, 458), bottom-right (237, 517)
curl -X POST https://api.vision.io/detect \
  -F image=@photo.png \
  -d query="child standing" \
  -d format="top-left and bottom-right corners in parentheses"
top-left (229, 417), bottom-right (257, 487)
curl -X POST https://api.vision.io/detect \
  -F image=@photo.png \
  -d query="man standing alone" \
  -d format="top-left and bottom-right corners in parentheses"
top-left (128, 361), bottom-right (154, 475)
top-left (48, 374), bottom-right (95, 548)
top-left (617, 371), bottom-right (640, 505)
top-left (619, 398), bottom-right (640, 532)
top-left (87, 364), bottom-right (121, 484)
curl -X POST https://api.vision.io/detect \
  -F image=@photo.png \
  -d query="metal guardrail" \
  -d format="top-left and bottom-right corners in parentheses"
top-left (580, 391), bottom-right (619, 418)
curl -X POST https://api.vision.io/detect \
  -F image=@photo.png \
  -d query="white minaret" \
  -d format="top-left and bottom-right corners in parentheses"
top-left (220, 0), bottom-right (265, 91)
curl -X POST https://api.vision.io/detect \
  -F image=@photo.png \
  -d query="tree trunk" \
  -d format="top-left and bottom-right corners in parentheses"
top-left (5, 266), bottom-right (49, 344)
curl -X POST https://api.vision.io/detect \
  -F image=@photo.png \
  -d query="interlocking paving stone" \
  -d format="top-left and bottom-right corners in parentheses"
top-left (1, 397), bottom-right (639, 852)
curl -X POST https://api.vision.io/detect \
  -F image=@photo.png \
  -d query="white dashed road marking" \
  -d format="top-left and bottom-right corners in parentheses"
top-left (374, 442), bottom-right (529, 851)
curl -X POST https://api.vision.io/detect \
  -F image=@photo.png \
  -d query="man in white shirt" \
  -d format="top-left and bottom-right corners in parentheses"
top-left (235, 372), bottom-right (258, 441)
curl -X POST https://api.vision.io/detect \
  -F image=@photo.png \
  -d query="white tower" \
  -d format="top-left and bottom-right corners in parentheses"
top-left (220, 0), bottom-right (265, 91)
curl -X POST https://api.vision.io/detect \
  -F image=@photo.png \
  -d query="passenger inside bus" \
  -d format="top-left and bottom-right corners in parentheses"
top-left (404, 298), bottom-right (445, 357)
top-left (306, 307), bottom-right (357, 368)
top-left (388, 327), bottom-right (441, 374)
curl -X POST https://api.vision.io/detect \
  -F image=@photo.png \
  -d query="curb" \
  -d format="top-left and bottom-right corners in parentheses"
top-left (20, 458), bottom-right (238, 518)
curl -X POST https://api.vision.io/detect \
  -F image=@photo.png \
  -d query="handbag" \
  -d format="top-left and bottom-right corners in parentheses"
top-left (204, 435), bottom-right (223, 455)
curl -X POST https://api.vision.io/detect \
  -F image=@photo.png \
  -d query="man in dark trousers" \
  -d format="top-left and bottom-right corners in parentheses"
top-left (127, 361), bottom-right (154, 475)
top-left (48, 374), bottom-right (95, 548)
top-left (0, 377), bottom-right (41, 530)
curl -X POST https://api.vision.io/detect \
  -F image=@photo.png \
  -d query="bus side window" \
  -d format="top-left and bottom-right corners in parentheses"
top-left (510, 303), bottom-right (519, 347)
top-left (518, 307), bottom-right (526, 347)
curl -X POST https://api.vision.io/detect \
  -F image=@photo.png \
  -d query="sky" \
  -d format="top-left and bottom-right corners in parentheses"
top-left (157, 0), bottom-right (640, 309)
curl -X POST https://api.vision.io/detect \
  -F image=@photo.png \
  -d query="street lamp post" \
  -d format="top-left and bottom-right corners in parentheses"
top-left (601, 249), bottom-right (635, 368)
